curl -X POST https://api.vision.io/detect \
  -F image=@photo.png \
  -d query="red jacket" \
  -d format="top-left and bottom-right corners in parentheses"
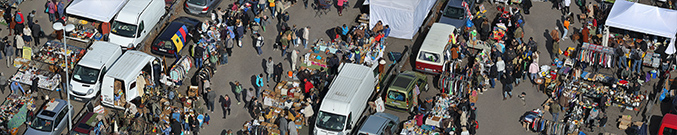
top-left (304, 81), bottom-right (313, 93)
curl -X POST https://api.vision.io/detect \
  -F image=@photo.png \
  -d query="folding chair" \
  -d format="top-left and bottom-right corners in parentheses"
top-left (313, 0), bottom-right (332, 17)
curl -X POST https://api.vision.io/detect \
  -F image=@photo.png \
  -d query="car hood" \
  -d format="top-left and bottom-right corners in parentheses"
top-left (439, 17), bottom-right (466, 29)
top-left (69, 79), bottom-right (96, 95)
top-left (108, 34), bottom-right (134, 48)
top-left (24, 127), bottom-right (51, 135)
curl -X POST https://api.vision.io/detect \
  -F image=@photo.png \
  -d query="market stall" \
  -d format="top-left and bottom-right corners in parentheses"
top-left (33, 41), bottom-right (86, 71)
top-left (400, 94), bottom-right (477, 135)
top-left (65, 0), bottom-right (129, 43)
top-left (0, 94), bottom-right (36, 134)
top-left (238, 80), bottom-right (310, 134)
top-left (10, 62), bottom-right (62, 91)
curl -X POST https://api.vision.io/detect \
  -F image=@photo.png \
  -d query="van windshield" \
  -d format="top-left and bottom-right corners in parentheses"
top-left (443, 6), bottom-right (465, 19)
top-left (72, 65), bottom-right (100, 84)
top-left (418, 51), bottom-right (440, 63)
top-left (111, 21), bottom-right (137, 38)
top-left (316, 111), bottom-right (346, 132)
top-left (30, 117), bottom-right (54, 132)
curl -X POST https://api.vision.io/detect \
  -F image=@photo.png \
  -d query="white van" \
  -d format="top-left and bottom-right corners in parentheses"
top-left (415, 23), bottom-right (456, 74)
top-left (100, 51), bottom-right (163, 109)
top-left (69, 41), bottom-right (123, 102)
top-left (315, 63), bottom-right (379, 135)
top-left (109, 0), bottom-right (167, 49)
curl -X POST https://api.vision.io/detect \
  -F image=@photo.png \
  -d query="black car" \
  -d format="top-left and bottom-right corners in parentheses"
top-left (438, 0), bottom-right (474, 29)
top-left (151, 17), bottom-right (201, 57)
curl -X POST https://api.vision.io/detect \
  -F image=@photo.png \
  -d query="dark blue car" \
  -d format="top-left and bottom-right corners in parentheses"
top-left (438, 0), bottom-right (474, 29)
top-left (151, 17), bottom-right (201, 57)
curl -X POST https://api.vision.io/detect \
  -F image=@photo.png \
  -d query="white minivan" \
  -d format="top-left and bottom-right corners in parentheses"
top-left (109, 0), bottom-right (166, 49)
top-left (315, 63), bottom-right (379, 135)
top-left (69, 41), bottom-right (123, 101)
top-left (415, 23), bottom-right (456, 74)
top-left (100, 50), bottom-right (163, 109)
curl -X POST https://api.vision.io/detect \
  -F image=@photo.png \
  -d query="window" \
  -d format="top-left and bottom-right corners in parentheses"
top-left (55, 106), bottom-right (69, 128)
top-left (315, 111), bottom-right (347, 131)
top-left (418, 52), bottom-right (440, 63)
top-left (443, 6), bottom-right (465, 19)
top-left (130, 82), bottom-right (137, 90)
top-left (111, 21), bottom-right (138, 38)
top-left (388, 91), bottom-right (406, 101)
top-left (664, 127), bottom-right (677, 135)
top-left (72, 65), bottom-right (101, 84)
top-left (187, 0), bottom-right (207, 6)
top-left (30, 117), bottom-right (54, 132)
top-left (138, 21), bottom-right (144, 37)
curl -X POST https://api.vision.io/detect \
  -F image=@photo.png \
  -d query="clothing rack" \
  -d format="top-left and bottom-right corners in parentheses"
top-left (578, 43), bottom-right (614, 69)
top-left (439, 74), bottom-right (471, 97)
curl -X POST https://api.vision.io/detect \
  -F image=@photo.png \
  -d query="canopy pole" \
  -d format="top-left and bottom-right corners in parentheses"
top-left (602, 26), bottom-right (610, 47)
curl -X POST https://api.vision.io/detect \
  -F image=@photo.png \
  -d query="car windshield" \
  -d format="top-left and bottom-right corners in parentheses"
top-left (187, 0), bottom-right (207, 6)
top-left (443, 6), bottom-right (465, 19)
top-left (30, 117), bottom-right (54, 132)
top-left (665, 127), bottom-right (677, 135)
top-left (154, 40), bottom-right (176, 49)
top-left (72, 65), bottom-right (100, 84)
top-left (388, 91), bottom-right (406, 101)
top-left (111, 21), bottom-right (137, 38)
top-left (316, 111), bottom-right (346, 131)
top-left (418, 51), bottom-right (440, 63)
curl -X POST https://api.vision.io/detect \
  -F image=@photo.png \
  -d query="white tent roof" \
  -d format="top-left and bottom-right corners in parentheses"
top-left (370, 0), bottom-right (437, 39)
top-left (605, 0), bottom-right (677, 54)
top-left (66, 0), bottom-right (128, 22)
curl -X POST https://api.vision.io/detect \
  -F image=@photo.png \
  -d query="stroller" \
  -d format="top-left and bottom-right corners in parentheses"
top-left (313, 0), bottom-right (332, 17)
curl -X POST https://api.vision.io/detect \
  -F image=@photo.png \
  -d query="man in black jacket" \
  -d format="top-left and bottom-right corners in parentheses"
top-left (489, 62), bottom-right (497, 88)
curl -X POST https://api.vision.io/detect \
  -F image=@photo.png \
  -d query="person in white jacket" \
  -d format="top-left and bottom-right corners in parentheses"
top-left (255, 34), bottom-right (264, 55)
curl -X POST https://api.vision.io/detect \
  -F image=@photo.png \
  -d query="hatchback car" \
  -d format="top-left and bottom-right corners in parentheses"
top-left (438, 0), bottom-right (474, 29)
top-left (184, 0), bottom-right (222, 15)
top-left (357, 112), bottom-right (400, 135)
top-left (385, 71), bottom-right (428, 112)
top-left (151, 17), bottom-right (201, 57)
top-left (25, 99), bottom-right (72, 135)
top-left (71, 112), bottom-right (101, 135)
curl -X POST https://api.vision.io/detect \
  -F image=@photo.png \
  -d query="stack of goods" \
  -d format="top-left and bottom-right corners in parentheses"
top-left (0, 94), bottom-right (36, 132)
top-left (303, 53), bottom-right (328, 69)
top-left (11, 66), bottom-right (62, 91)
top-left (642, 52), bottom-right (660, 68)
top-left (33, 41), bottom-right (86, 70)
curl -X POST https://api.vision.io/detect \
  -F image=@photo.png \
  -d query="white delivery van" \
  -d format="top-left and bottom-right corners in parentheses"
top-left (109, 0), bottom-right (167, 49)
top-left (315, 63), bottom-right (379, 135)
top-left (415, 23), bottom-right (456, 74)
top-left (69, 41), bottom-right (123, 102)
top-left (100, 51), bottom-right (163, 109)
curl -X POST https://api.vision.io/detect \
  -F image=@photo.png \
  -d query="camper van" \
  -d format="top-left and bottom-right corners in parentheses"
top-left (69, 41), bottom-right (123, 101)
top-left (315, 63), bottom-right (379, 135)
top-left (100, 51), bottom-right (163, 109)
top-left (109, 0), bottom-right (167, 49)
top-left (415, 23), bottom-right (456, 74)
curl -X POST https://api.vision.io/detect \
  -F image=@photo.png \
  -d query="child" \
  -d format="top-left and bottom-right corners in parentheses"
top-left (203, 112), bottom-right (210, 127)
top-left (518, 92), bottom-right (526, 106)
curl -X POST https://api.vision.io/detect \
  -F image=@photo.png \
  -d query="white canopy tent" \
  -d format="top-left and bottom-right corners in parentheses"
top-left (66, 0), bottom-right (129, 22)
top-left (369, 0), bottom-right (437, 39)
top-left (603, 0), bottom-right (677, 54)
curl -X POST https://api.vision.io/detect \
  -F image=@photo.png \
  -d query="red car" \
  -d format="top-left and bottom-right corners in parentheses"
top-left (659, 113), bottom-right (677, 135)
top-left (71, 112), bottom-right (100, 135)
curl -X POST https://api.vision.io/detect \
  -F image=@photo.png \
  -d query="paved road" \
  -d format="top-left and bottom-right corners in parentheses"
top-left (0, 0), bottom-right (669, 135)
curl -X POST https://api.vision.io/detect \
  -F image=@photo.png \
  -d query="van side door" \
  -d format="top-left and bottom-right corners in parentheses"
top-left (54, 106), bottom-right (69, 133)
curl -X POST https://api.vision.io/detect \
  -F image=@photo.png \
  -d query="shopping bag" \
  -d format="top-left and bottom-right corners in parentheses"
top-left (660, 88), bottom-right (667, 101)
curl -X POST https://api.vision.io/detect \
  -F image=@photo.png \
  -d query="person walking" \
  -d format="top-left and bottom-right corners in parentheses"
top-left (26, 10), bottom-right (34, 28)
top-left (290, 50), bottom-right (298, 71)
top-left (488, 61), bottom-right (497, 88)
top-left (551, 102), bottom-right (561, 121)
top-left (189, 115), bottom-right (199, 134)
top-left (206, 88), bottom-right (216, 113)
top-left (288, 118), bottom-right (299, 135)
top-left (562, 17), bottom-right (570, 41)
top-left (562, 0), bottom-right (571, 15)
top-left (529, 61), bottom-right (539, 84)
top-left (274, 63), bottom-right (283, 83)
top-left (301, 26), bottom-right (310, 49)
top-left (14, 10), bottom-right (24, 35)
top-left (266, 57), bottom-right (274, 83)
top-left (0, 73), bottom-right (6, 94)
top-left (219, 94), bottom-right (232, 119)
top-left (233, 81), bottom-right (243, 104)
top-left (4, 37), bottom-right (13, 68)
top-left (550, 28), bottom-right (560, 60)
top-left (337, 0), bottom-right (346, 16)
top-left (245, 88), bottom-right (255, 109)
top-left (496, 57), bottom-right (505, 81)
top-left (278, 115), bottom-right (288, 135)
top-left (14, 33), bottom-right (24, 57)
top-left (503, 72), bottom-right (514, 100)
top-left (46, 0), bottom-right (56, 22)
top-left (30, 20), bottom-right (40, 46)
top-left (255, 74), bottom-right (264, 98)
top-left (255, 33), bottom-right (264, 55)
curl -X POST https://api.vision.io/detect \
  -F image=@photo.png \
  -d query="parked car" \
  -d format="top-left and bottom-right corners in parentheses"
top-left (184, 0), bottom-right (222, 15)
top-left (150, 17), bottom-right (201, 57)
top-left (438, 0), bottom-right (474, 29)
top-left (659, 113), bottom-right (677, 135)
top-left (71, 112), bottom-right (101, 135)
top-left (357, 112), bottom-right (400, 135)
top-left (25, 99), bottom-right (72, 135)
top-left (385, 71), bottom-right (428, 112)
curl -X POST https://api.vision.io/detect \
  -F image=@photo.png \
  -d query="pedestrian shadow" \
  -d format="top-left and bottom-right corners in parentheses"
top-left (543, 29), bottom-right (554, 59)
top-left (262, 58), bottom-right (268, 73)
top-left (250, 75), bottom-right (258, 90)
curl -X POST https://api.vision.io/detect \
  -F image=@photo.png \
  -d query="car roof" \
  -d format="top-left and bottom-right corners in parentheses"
top-left (359, 112), bottom-right (399, 134)
top-left (157, 22), bottom-right (189, 40)
top-left (391, 74), bottom-right (415, 90)
top-left (38, 99), bottom-right (67, 119)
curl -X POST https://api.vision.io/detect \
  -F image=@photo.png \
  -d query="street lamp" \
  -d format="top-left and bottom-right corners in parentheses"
top-left (52, 22), bottom-right (75, 131)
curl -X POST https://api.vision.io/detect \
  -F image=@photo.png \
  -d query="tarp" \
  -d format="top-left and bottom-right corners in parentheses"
top-left (66, 0), bottom-right (129, 22)
top-left (369, 0), bottom-right (437, 39)
top-left (605, 0), bottom-right (677, 54)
